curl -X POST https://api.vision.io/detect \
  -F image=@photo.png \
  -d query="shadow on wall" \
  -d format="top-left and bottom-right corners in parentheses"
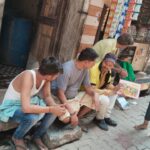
top-left (145, 65), bottom-right (150, 74)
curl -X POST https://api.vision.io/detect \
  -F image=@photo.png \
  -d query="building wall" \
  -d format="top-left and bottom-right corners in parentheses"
top-left (78, 0), bottom-right (104, 51)
top-left (0, 0), bottom-right (5, 32)
top-left (142, 45), bottom-right (150, 74)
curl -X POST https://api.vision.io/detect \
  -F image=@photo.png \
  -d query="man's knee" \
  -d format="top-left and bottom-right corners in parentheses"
top-left (42, 113), bottom-right (57, 125)
top-left (46, 113), bottom-right (56, 120)
top-left (24, 114), bottom-right (42, 124)
top-left (99, 95), bottom-right (110, 106)
top-left (109, 94), bottom-right (118, 100)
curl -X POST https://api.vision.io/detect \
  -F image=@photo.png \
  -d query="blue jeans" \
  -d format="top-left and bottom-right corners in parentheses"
top-left (10, 109), bottom-right (56, 139)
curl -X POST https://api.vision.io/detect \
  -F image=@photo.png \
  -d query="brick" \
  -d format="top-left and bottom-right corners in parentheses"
top-left (90, 0), bottom-right (104, 8)
top-left (81, 35), bottom-right (95, 45)
top-left (83, 25), bottom-right (98, 36)
top-left (88, 5), bottom-right (102, 17)
top-left (78, 43), bottom-right (93, 51)
top-left (85, 15), bottom-right (99, 27)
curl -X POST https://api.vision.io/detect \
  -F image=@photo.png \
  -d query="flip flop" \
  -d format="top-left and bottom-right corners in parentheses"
top-left (11, 139), bottom-right (29, 150)
top-left (2, 140), bottom-right (29, 150)
top-left (32, 138), bottom-right (48, 150)
top-left (36, 145), bottom-right (48, 150)
top-left (134, 125), bottom-right (147, 130)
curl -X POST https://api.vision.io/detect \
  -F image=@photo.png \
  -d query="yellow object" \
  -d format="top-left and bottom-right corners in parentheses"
top-left (89, 62), bottom-right (112, 88)
top-left (94, 88), bottom-right (115, 96)
top-left (93, 39), bottom-right (117, 62)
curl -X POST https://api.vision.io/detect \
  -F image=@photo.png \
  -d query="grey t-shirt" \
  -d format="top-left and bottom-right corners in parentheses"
top-left (57, 60), bottom-right (91, 99)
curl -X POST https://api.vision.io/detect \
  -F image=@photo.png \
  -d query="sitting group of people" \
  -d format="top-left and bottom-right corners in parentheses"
top-left (0, 33), bottom-right (140, 150)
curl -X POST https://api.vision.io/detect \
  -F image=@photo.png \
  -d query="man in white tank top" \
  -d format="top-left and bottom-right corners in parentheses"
top-left (0, 57), bottom-right (66, 150)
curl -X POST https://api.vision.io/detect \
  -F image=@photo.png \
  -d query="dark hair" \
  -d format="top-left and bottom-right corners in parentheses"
top-left (118, 47), bottom-right (130, 60)
top-left (99, 53), bottom-right (116, 70)
top-left (39, 57), bottom-right (63, 75)
top-left (117, 33), bottom-right (134, 45)
top-left (78, 48), bottom-right (99, 61)
top-left (103, 53), bottom-right (117, 62)
top-left (118, 55), bottom-right (129, 60)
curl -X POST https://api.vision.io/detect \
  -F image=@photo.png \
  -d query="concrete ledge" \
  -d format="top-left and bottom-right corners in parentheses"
top-left (0, 121), bottom-right (18, 132)
top-left (0, 89), bottom-right (18, 131)
top-left (43, 125), bottom-right (82, 149)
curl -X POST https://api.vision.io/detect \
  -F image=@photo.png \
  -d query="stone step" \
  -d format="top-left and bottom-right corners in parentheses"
top-left (43, 125), bottom-right (82, 149)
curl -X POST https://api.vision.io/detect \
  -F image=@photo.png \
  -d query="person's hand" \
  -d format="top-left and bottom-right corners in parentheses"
top-left (115, 84), bottom-right (124, 95)
top-left (119, 69), bottom-right (128, 78)
top-left (70, 114), bottom-right (79, 126)
top-left (64, 103), bottom-right (73, 111)
top-left (50, 104), bottom-right (66, 117)
top-left (104, 90), bottom-right (114, 96)
top-left (114, 84), bottom-right (122, 91)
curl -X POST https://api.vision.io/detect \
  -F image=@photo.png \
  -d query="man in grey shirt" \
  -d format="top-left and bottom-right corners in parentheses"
top-left (58, 60), bottom-right (90, 99)
top-left (56, 48), bottom-right (100, 127)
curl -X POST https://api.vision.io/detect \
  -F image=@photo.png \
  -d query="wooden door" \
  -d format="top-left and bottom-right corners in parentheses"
top-left (33, 0), bottom-right (66, 61)
top-left (57, 0), bottom-right (87, 62)
top-left (33, 0), bottom-right (86, 62)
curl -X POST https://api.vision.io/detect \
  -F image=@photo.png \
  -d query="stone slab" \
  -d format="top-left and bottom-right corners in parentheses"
top-left (43, 125), bottom-right (82, 149)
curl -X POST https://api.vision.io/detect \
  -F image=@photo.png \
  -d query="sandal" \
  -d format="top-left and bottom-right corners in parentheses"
top-left (134, 124), bottom-right (148, 130)
top-left (15, 144), bottom-right (29, 150)
top-left (11, 138), bottom-right (29, 150)
top-left (32, 138), bottom-right (48, 150)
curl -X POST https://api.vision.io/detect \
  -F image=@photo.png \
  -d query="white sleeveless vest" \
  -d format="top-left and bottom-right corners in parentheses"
top-left (3, 70), bottom-right (45, 101)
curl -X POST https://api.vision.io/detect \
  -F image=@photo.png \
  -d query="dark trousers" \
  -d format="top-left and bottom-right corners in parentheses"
top-left (145, 102), bottom-right (150, 121)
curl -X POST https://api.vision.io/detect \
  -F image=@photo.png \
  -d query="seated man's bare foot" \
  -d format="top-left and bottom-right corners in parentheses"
top-left (134, 123), bottom-right (148, 130)
top-left (12, 137), bottom-right (28, 150)
top-left (33, 138), bottom-right (48, 150)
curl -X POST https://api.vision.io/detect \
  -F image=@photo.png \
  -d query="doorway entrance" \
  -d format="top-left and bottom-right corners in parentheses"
top-left (0, 0), bottom-right (43, 87)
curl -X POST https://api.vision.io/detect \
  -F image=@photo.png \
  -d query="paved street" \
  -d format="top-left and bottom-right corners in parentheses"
top-left (0, 90), bottom-right (150, 150)
top-left (55, 95), bottom-right (150, 150)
